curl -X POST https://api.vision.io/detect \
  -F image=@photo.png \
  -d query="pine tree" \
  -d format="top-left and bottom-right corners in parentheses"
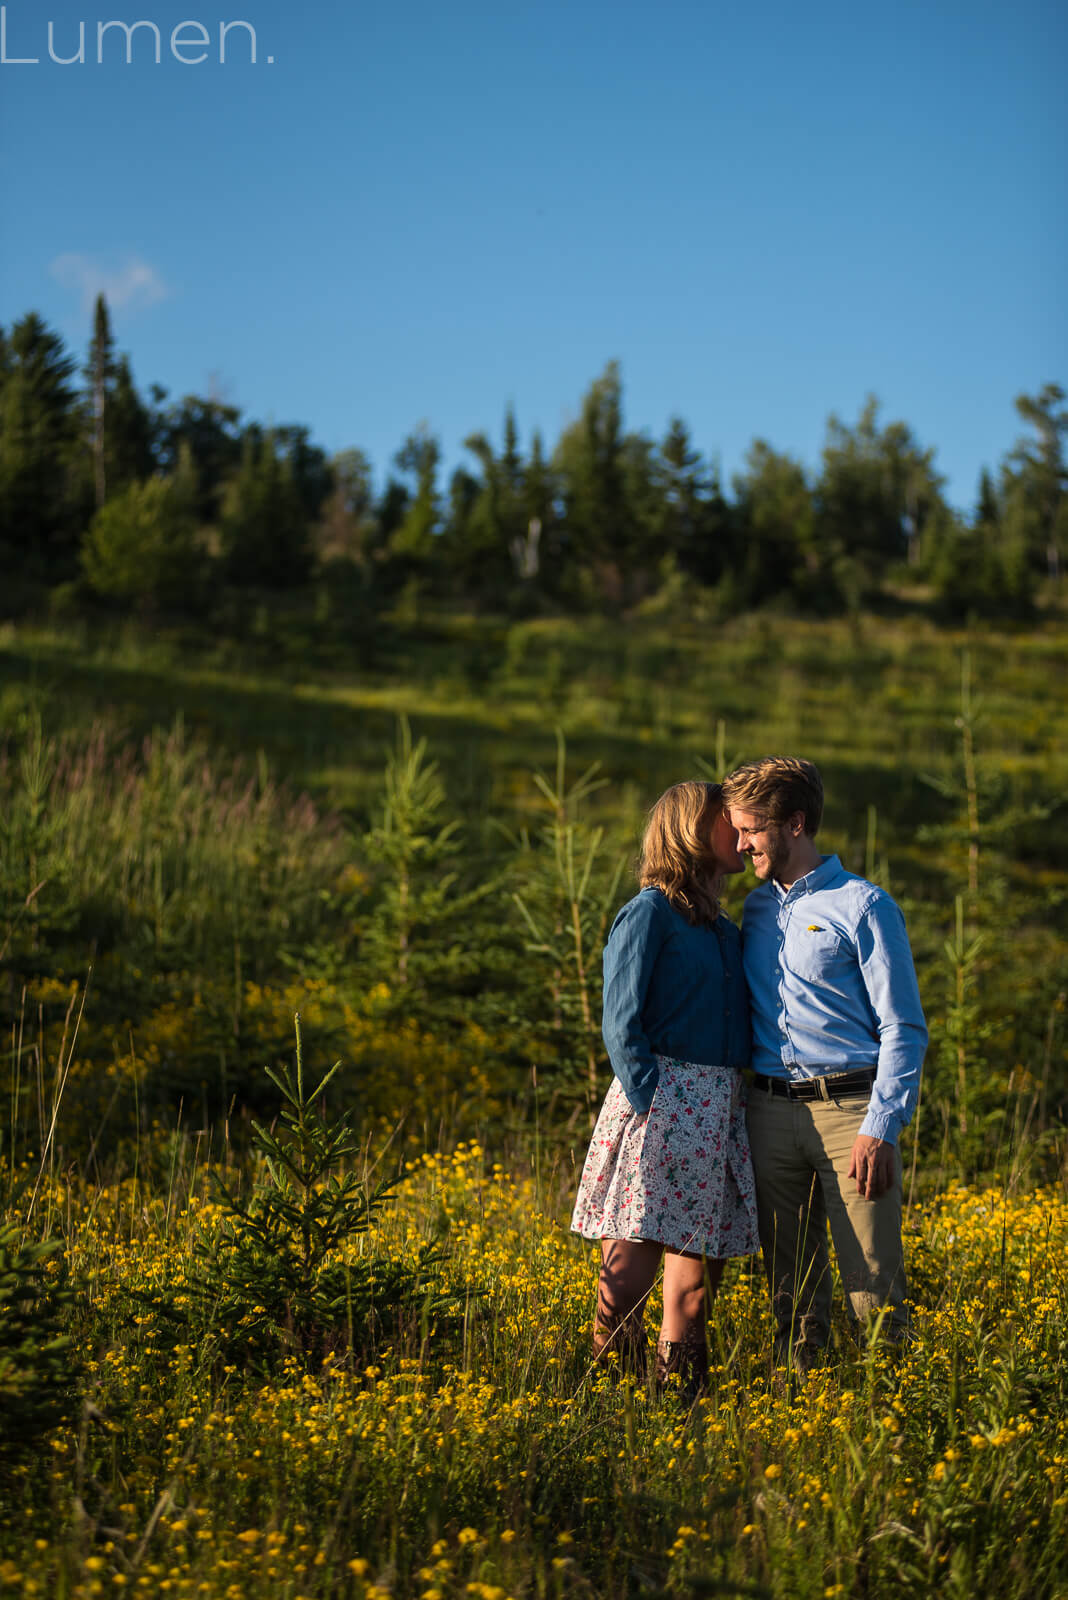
top-left (107, 355), bottom-right (156, 491)
top-left (1003, 384), bottom-right (1067, 581)
top-left (553, 363), bottom-right (630, 604)
top-left (360, 717), bottom-right (475, 999)
top-left (86, 293), bottom-right (117, 509)
top-left (389, 424), bottom-right (441, 560)
top-left (152, 1016), bottom-right (452, 1368)
top-left (81, 472), bottom-right (200, 613)
top-left (0, 314), bottom-right (86, 581)
top-left (219, 429), bottom-right (311, 587)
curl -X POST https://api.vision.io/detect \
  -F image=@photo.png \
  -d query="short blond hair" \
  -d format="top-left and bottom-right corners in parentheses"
top-left (721, 757), bottom-right (824, 836)
top-left (639, 780), bottom-right (724, 926)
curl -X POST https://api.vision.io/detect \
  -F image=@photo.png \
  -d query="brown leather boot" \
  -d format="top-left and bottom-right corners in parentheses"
top-left (593, 1315), bottom-right (648, 1382)
top-left (655, 1334), bottom-right (709, 1402)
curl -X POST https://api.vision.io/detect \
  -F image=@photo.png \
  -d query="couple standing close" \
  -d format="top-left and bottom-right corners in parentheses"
top-left (571, 757), bottom-right (928, 1392)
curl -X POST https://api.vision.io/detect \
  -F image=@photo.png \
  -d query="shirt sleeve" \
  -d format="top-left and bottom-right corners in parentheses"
top-left (855, 893), bottom-right (928, 1144)
top-left (601, 895), bottom-right (667, 1114)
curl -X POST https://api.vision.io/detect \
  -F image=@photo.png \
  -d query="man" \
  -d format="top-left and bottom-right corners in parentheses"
top-left (720, 756), bottom-right (927, 1371)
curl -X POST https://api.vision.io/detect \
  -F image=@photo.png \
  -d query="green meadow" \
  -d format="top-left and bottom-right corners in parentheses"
top-left (1, 606), bottom-right (1066, 1599)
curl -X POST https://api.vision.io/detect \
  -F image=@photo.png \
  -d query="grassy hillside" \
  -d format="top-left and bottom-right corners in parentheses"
top-left (2, 608), bottom-right (1065, 1160)
top-left (1, 608), bottom-right (1066, 1598)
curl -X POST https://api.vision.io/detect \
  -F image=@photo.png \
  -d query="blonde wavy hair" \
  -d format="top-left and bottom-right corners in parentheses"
top-left (638, 780), bottom-right (725, 927)
top-left (721, 756), bottom-right (824, 835)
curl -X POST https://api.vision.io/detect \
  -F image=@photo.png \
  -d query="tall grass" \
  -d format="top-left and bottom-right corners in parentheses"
top-left (1, 1132), bottom-right (1065, 1598)
top-left (0, 608), bottom-right (1066, 1595)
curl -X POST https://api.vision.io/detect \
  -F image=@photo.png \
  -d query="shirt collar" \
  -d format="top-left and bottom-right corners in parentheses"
top-left (772, 853), bottom-right (842, 901)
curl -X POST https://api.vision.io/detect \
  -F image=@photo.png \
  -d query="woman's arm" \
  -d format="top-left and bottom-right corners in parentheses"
top-left (601, 894), bottom-right (667, 1114)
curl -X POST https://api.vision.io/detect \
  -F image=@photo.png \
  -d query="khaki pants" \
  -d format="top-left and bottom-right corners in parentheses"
top-left (746, 1086), bottom-right (908, 1354)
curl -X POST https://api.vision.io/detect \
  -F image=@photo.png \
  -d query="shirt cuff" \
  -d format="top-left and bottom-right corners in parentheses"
top-left (612, 1062), bottom-right (659, 1116)
top-left (859, 1109), bottom-right (899, 1145)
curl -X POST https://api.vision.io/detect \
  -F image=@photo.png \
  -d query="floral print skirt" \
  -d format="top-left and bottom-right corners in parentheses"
top-left (571, 1057), bottom-right (759, 1258)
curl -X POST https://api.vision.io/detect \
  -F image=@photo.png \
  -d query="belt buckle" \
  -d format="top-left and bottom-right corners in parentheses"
top-left (814, 1077), bottom-right (831, 1103)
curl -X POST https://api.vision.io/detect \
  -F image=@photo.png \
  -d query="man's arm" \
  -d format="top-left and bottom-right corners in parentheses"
top-left (849, 893), bottom-right (928, 1197)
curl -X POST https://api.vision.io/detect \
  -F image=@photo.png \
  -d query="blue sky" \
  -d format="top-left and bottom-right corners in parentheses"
top-left (2, 0), bottom-right (1065, 509)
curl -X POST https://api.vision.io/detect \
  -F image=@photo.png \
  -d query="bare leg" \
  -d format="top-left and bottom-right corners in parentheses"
top-left (594, 1237), bottom-right (663, 1374)
top-left (656, 1251), bottom-right (724, 1396)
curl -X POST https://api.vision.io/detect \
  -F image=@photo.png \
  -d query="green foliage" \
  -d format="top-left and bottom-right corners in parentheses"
top-left (155, 393), bottom-right (242, 525)
top-left (930, 895), bottom-right (993, 1145)
top-left (0, 1223), bottom-right (77, 1461)
top-left (388, 424), bottom-right (441, 563)
top-left (512, 733), bottom-right (627, 1114)
top-left (220, 429), bottom-right (313, 588)
top-left (1004, 383), bottom-right (1067, 581)
top-left (0, 713), bottom-right (351, 1133)
top-left (815, 396), bottom-right (946, 594)
top-left (358, 716), bottom-right (504, 1012)
top-left (0, 312), bottom-right (88, 583)
top-left (3, 1150), bottom-right (1066, 1598)
top-left (1, 611), bottom-right (1065, 1168)
top-left (732, 440), bottom-right (820, 607)
top-left (926, 516), bottom-right (1035, 621)
top-left (0, 709), bottom-right (82, 961)
top-left (176, 1014), bottom-right (451, 1366)
top-left (1, 301), bottom-right (1063, 621)
top-left (82, 474), bottom-right (202, 612)
top-left (314, 446), bottom-right (377, 567)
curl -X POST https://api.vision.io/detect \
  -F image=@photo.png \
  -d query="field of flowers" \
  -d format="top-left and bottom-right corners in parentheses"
top-left (2, 611), bottom-right (1066, 1597)
top-left (3, 1135), bottom-right (1067, 1600)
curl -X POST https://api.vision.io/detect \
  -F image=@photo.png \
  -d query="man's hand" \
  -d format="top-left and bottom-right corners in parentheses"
top-left (847, 1134), bottom-right (895, 1200)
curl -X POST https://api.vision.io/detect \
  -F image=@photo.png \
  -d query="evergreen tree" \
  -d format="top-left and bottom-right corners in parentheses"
top-left (516, 429), bottom-right (555, 588)
top-left (82, 297), bottom-right (156, 508)
top-left (219, 429), bottom-right (312, 587)
top-left (1002, 384), bottom-right (1067, 581)
top-left (0, 314), bottom-right (87, 583)
top-left (387, 424), bottom-right (441, 567)
top-left (81, 471), bottom-right (201, 613)
top-left (731, 440), bottom-right (815, 606)
top-left (315, 447), bottom-right (377, 567)
top-left (553, 362), bottom-right (631, 605)
top-left (358, 717), bottom-right (500, 1018)
top-left (86, 293), bottom-right (117, 510)
top-left (155, 394), bottom-right (243, 525)
top-left (501, 406), bottom-right (522, 502)
top-left (656, 417), bottom-right (706, 563)
top-left (106, 355), bottom-right (156, 492)
top-left (926, 466), bottom-right (1034, 620)
top-left (815, 397), bottom-right (948, 592)
top-left (619, 432), bottom-right (662, 600)
top-left (975, 468), bottom-right (1000, 531)
top-left (375, 476), bottom-right (410, 551)
top-left (274, 423), bottom-right (332, 525)
top-left (452, 412), bottom-right (531, 599)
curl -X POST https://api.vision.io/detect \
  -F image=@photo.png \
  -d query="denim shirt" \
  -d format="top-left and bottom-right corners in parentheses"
top-left (740, 854), bottom-right (928, 1145)
top-left (601, 887), bottom-right (750, 1115)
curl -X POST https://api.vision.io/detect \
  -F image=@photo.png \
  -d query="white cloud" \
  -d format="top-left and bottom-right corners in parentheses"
top-left (49, 252), bottom-right (170, 316)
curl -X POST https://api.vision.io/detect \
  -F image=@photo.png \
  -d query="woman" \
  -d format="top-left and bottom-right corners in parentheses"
top-left (571, 780), bottom-right (758, 1394)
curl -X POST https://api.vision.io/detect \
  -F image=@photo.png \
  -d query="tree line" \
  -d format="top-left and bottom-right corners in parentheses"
top-left (1, 296), bottom-right (1064, 622)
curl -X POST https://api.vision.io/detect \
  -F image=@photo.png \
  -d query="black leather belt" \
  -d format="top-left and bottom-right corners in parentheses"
top-left (751, 1068), bottom-right (876, 1102)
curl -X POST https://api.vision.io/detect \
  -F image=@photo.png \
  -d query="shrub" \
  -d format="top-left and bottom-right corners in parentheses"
top-left (0, 1223), bottom-right (77, 1462)
top-left (155, 1015), bottom-right (454, 1368)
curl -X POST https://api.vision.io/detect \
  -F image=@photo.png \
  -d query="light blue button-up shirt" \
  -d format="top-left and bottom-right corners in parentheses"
top-left (740, 854), bottom-right (927, 1145)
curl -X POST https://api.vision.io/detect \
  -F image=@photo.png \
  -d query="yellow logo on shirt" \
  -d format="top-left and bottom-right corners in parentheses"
top-left (807, 925), bottom-right (825, 932)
